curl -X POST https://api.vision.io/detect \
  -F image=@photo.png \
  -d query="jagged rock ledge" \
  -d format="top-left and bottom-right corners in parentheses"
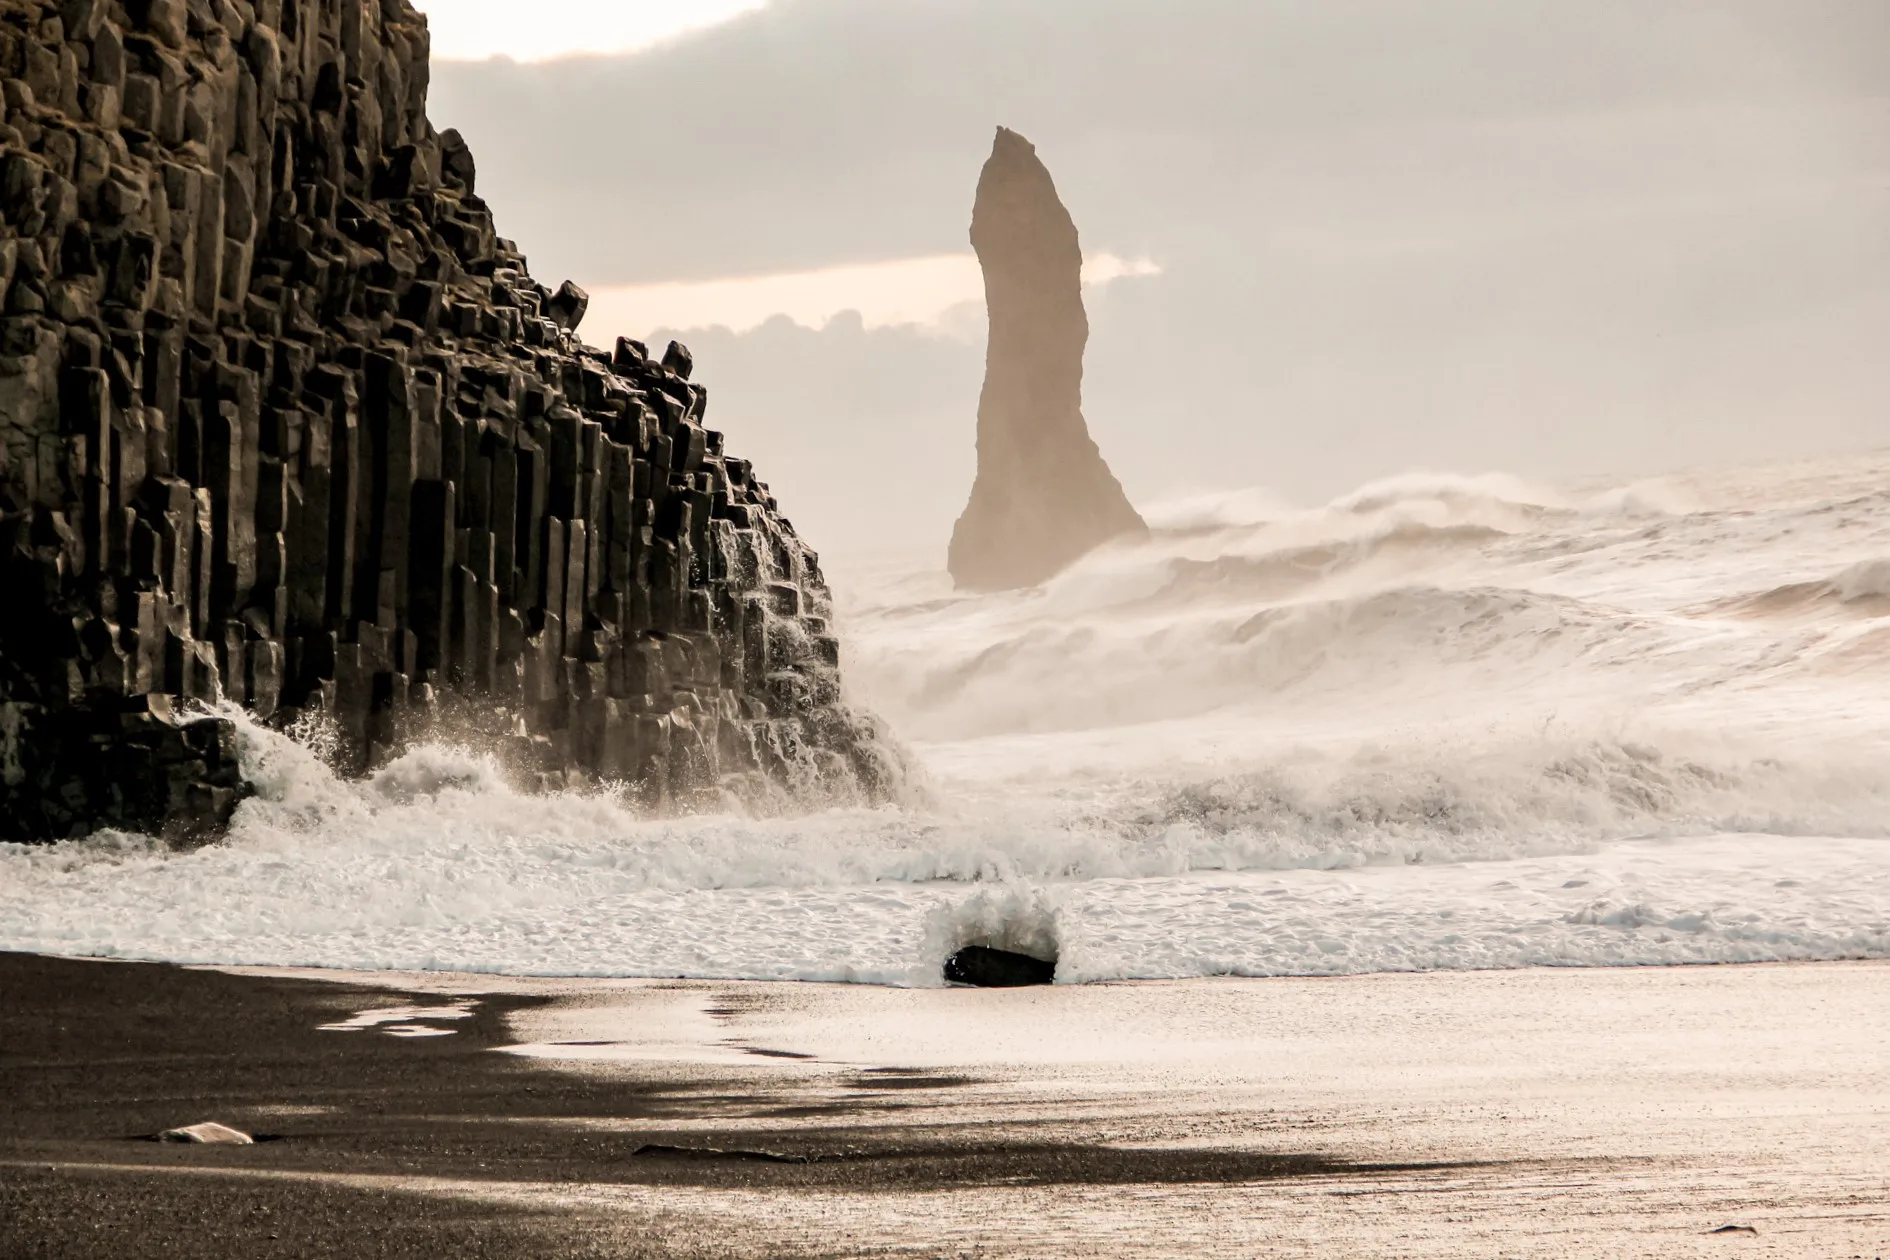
top-left (0, 0), bottom-right (900, 843)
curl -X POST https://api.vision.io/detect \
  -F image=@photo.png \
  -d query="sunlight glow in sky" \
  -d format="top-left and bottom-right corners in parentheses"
top-left (583, 252), bottom-right (1164, 342)
top-left (414, 0), bottom-right (768, 62)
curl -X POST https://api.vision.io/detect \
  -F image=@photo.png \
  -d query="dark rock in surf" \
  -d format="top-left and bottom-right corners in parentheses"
top-left (0, 0), bottom-right (901, 843)
top-left (947, 127), bottom-right (1146, 592)
top-left (944, 945), bottom-right (1057, 987)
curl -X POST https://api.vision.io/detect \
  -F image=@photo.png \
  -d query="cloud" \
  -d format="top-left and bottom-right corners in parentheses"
top-left (422, 0), bottom-right (1890, 553)
top-left (414, 0), bottom-right (767, 62)
top-left (583, 252), bottom-right (1162, 343)
top-left (663, 316), bottom-right (984, 555)
top-left (430, 0), bottom-right (1890, 287)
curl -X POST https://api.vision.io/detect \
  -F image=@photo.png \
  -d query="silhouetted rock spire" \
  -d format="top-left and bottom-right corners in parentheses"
top-left (948, 127), bottom-right (1145, 591)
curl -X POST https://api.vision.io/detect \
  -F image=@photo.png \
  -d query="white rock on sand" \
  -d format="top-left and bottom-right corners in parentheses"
top-left (158, 1122), bottom-right (253, 1145)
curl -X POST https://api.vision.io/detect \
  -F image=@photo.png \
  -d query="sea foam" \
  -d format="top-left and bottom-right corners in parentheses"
top-left (3, 453), bottom-right (1889, 983)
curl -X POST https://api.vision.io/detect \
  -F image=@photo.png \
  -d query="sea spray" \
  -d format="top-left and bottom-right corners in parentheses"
top-left (4, 454), bottom-right (1890, 982)
top-left (923, 884), bottom-right (1067, 976)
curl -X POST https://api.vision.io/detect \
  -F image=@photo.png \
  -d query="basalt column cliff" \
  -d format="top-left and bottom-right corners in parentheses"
top-left (948, 127), bottom-right (1144, 592)
top-left (0, 0), bottom-right (897, 842)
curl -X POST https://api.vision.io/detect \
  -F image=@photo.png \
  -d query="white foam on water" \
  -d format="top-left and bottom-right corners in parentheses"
top-left (3, 452), bottom-right (1889, 984)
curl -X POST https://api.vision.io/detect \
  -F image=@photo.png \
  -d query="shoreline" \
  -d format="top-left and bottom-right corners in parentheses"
top-left (4, 952), bottom-right (1888, 1257)
top-left (0, 952), bottom-right (1457, 1259)
top-left (10, 826), bottom-right (1884, 985)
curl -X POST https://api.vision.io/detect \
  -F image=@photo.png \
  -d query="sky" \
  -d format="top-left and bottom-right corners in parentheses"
top-left (416, 0), bottom-right (1890, 554)
top-left (416, 0), bottom-right (767, 62)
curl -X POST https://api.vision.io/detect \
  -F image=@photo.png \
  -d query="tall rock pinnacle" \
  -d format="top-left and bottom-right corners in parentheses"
top-left (948, 128), bottom-right (1146, 591)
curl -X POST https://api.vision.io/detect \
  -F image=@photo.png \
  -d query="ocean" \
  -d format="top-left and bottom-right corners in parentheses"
top-left (5, 452), bottom-right (1888, 983)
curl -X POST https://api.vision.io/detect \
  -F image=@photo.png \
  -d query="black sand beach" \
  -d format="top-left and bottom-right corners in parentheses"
top-left (5, 955), bottom-right (1890, 1256)
top-left (0, 952), bottom-right (1447, 1259)
top-left (7, 950), bottom-right (1889, 1258)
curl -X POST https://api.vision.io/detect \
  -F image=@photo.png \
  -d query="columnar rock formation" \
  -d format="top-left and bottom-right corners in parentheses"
top-left (0, 0), bottom-right (895, 843)
top-left (947, 127), bottom-right (1144, 592)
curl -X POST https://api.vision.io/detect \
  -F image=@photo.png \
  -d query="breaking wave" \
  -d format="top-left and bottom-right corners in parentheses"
top-left (1706, 556), bottom-right (1890, 620)
top-left (3, 453), bottom-right (1890, 982)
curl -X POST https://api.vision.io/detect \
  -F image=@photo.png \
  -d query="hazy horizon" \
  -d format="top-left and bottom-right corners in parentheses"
top-left (423, 0), bottom-right (1890, 553)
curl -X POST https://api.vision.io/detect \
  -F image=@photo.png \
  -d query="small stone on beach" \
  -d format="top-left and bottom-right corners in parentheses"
top-left (158, 1122), bottom-right (254, 1145)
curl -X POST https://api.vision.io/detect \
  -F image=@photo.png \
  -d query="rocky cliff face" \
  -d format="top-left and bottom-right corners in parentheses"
top-left (0, 0), bottom-right (897, 843)
top-left (947, 127), bottom-right (1144, 592)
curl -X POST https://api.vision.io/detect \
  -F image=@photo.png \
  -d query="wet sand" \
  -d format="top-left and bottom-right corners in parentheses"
top-left (3, 953), bottom-right (1888, 1257)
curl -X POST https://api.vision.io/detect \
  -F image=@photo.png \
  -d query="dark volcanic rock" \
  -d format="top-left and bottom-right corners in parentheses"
top-left (943, 945), bottom-right (1057, 988)
top-left (0, 0), bottom-right (900, 843)
top-left (947, 127), bottom-right (1145, 592)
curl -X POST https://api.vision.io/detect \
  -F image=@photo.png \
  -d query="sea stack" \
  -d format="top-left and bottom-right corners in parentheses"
top-left (0, 0), bottom-right (896, 842)
top-left (948, 127), bottom-right (1145, 592)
